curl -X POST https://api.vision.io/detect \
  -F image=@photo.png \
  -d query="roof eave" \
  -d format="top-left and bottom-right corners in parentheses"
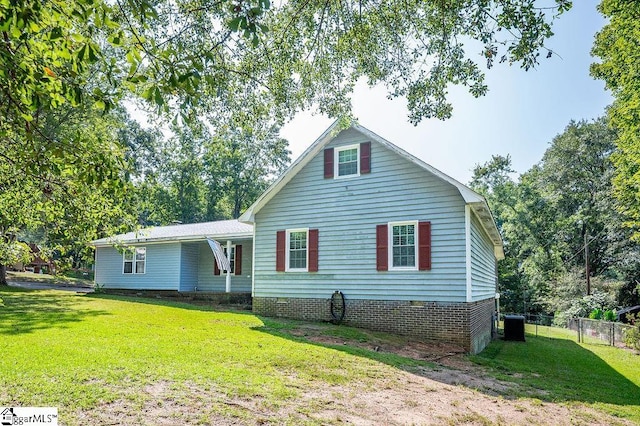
top-left (91, 232), bottom-right (253, 247)
top-left (468, 202), bottom-right (505, 260)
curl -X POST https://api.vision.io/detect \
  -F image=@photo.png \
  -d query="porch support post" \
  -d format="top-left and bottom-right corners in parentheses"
top-left (226, 240), bottom-right (232, 293)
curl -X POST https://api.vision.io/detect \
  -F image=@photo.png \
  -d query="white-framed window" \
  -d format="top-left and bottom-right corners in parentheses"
top-left (335, 144), bottom-right (360, 178)
top-left (286, 228), bottom-right (308, 272)
top-left (222, 245), bottom-right (236, 275)
top-left (389, 221), bottom-right (418, 271)
top-left (123, 247), bottom-right (146, 274)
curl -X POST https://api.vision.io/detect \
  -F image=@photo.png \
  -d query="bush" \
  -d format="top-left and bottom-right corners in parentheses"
top-left (623, 315), bottom-right (640, 351)
top-left (604, 310), bottom-right (616, 322)
top-left (589, 308), bottom-right (603, 319)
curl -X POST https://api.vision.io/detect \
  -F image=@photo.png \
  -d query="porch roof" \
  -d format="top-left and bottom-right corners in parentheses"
top-left (91, 220), bottom-right (253, 247)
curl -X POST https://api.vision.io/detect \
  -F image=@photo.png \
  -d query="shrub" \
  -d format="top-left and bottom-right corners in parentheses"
top-left (589, 308), bottom-right (603, 320)
top-left (623, 314), bottom-right (640, 351)
top-left (604, 310), bottom-right (616, 322)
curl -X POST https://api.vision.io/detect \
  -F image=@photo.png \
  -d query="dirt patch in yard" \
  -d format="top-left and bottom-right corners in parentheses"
top-left (286, 323), bottom-right (514, 396)
top-left (70, 322), bottom-right (633, 425)
top-left (73, 375), bottom-right (632, 426)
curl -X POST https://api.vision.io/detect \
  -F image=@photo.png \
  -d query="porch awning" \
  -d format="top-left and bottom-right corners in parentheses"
top-left (206, 239), bottom-right (231, 272)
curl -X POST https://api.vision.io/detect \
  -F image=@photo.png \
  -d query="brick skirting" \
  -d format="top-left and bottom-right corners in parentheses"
top-left (253, 296), bottom-right (495, 354)
top-left (104, 289), bottom-right (252, 306)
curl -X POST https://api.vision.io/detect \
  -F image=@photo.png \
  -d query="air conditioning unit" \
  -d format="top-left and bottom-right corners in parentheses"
top-left (504, 315), bottom-right (526, 341)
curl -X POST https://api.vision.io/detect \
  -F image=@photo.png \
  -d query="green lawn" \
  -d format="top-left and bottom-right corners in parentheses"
top-left (0, 287), bottom-right (397, 424)
top-left (1, 286), bottom-right (639, 424)
top-left (472, 324), bottom-right (640, 421)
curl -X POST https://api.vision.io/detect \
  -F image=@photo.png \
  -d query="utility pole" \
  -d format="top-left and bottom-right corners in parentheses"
top-left (585, 232), bottom-right (590, 296)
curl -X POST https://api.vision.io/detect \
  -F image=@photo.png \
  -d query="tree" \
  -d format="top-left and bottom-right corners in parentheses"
top-left (591, 0), bottom-right (640, 240)
top-left (2, 0), bottom-right (574, 178)
top-left (203, 121), bottom-right (290, 219)
top-left (1, 0), bottom-right (573, 279)
top-left (0, 103), bottom-right (136, 283)
top-left (473, 118), bottom-right (640, 316)
top-left (135, 117), bottom-right (290, 224)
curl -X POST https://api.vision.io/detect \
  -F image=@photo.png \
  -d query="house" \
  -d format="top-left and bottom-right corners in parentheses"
top-left (238, 121), bottom-right (503, 354)
top-left (11, 243), bottom-right (56, 274)
top-left (92, 220), bottom-right (253, 293)
top-left (93, 121), bottom-right (503, 354)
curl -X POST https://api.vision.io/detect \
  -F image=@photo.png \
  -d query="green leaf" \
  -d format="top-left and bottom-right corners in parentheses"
top-left (49, 27), bottom-right (63, 40)
top-left (229, 17), bottom-right (242, 31)
top-left (154, 87), bottom-right (163, 106)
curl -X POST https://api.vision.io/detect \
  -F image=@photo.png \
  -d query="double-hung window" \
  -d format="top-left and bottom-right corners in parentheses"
top-left (276, 229), bottom-right (319, 272)
top-left (123, 247), bottom-right (146, 274)
top-left (376, 221), bottom-right (430, 271)
top-left (335, 144), bottom-right (360, 178)
top-left (324, 142), bottom-right (370, 179)
top-left (223, 245), bottom-right (236, 275)
top-left (390, 221), bottom-right (418, 270)
top-left (287, 229), bottom-right (308, 271)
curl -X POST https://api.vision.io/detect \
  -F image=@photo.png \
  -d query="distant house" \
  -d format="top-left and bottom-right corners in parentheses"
top-left (92, 220), bottom-right (253, 293)
top-left (93, 121), bottom-right (503, 354)
top-left (238, 121), bottom-right (503, 354)
top-left (12, 243), bottom-right (56, 274)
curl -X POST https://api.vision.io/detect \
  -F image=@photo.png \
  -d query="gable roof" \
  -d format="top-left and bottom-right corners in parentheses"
top-left (239, 120), bottom-right (504, 260)
top-left (91, 219), bottom-right (253, 247)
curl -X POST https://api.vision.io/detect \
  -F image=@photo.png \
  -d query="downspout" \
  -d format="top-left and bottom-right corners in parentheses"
top-left (251, 225), bottom-right (256, 297)
top-left (465, 205), bottom-right (472, 303)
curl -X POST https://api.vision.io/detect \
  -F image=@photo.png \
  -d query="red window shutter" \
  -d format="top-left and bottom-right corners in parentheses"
top-left (360, 142), bottom-right (371, 174)
top-left (214, 256), bottom-right (220, 275)
top-left (324, 148), bottom-right (334, 178)
top-left (376, 224), bottom-right (388, 271)
top-left (419, 221), bottom-right (432, 270)
top-left (235, 245), bottom-right (242, 275)
top-left (308, 229), bottom-right (319, 272)
top-left (276, 231), bottom-right (286, 271)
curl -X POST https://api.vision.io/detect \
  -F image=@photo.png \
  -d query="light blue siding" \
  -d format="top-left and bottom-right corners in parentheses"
top-left (179, 243), bottom-right (200, 291)
top-left (196, 240), bottom-right (253, 292)
top-left (470, 213), bottom-right (497, 301)
top-left (254, 128), bottom-right (468, 302)
top-left (95, 243), bottom-right (181, 290)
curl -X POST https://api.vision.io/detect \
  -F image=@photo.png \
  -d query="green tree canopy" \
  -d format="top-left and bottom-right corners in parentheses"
top-left (591, 0), bottom-right (640, 240)
top-left (474, 119), bottom-right (639, 315)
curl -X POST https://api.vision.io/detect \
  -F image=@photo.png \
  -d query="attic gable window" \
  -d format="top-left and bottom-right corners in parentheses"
top-left (324, 142), bottom-right (371, 179)
top-left (336, 144), bottom-right (359, 177)
top-left (123, 247), bottom-right (146, 274)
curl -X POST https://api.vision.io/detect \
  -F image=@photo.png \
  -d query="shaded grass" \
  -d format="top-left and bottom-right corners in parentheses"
top-left (472, 325), bottom-right (640, 422)
top-left (7, 271), bottom-right (94, 287)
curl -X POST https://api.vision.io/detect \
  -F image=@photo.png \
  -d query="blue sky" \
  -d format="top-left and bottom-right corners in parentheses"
top-left (280, 1), bottom-right (613, 185)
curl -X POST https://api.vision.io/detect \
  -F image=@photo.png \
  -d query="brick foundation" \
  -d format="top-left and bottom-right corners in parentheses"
top-left (104, 289), bottom-right (252, 306)
top-left (253, 296), bottom-right (495, 354)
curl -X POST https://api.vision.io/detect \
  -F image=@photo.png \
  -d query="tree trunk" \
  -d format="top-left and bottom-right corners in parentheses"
top-left (0, 263), bottom-right (7, 286)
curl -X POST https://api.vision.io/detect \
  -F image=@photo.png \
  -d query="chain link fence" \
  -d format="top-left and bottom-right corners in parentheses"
top-left (567, 318), bottom-right (635, 347)
top-left (498, 313), bottom-right (556, 338)
top-left (498, 313), bottom-right (636, 347)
